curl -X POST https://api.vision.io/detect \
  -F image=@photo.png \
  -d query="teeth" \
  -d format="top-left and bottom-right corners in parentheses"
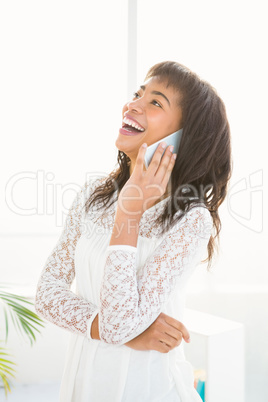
top-left (123, 117), bottom-right (145, 132)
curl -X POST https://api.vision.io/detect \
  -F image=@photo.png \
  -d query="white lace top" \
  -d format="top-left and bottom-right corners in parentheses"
top-left (35, 176), bottom-right (212, 402)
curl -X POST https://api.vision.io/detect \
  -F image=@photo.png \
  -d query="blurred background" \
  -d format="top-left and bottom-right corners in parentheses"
top-left (0, 1), bottom-right (267, 401)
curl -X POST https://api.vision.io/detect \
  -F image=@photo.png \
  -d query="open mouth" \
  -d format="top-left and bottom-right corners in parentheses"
top-left (122, 117), bottom-right (145, 133)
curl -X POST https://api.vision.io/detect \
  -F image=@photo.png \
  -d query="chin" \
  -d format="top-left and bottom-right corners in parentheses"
top-left (115, 136), bottom-right (138, 159)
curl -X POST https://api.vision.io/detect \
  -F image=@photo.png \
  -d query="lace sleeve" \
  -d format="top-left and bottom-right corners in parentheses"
top-left (35, 177), bottom-right (101, 338)
top-left (99, 206), bottom-right (212, 345)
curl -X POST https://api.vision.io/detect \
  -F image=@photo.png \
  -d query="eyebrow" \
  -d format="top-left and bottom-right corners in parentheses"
top-left (140, 85), bottom-right (170, 107)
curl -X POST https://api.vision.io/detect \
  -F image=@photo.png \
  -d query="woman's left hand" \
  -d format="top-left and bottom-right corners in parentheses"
top-left (118, 142), bottom-right (176, 216)
top-left (125, 312), bottom-right (190, 353)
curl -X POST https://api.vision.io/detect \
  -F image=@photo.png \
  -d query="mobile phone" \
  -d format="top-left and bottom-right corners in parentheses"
top-left (144, 128), bottom-right (183, 169)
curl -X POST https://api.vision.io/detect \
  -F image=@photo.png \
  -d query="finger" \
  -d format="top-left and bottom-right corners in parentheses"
top-left (155, 314), bottom-right (189, 346)
top-left (161, 152), bottom-right (177, 190)
top-left (155, 145), bottom-right (175, 182)
top-left (146, 142), bottom-right (167, 175)
top-left (133, 143), bottom-right (148, 174)
top-left (157, 340), bottom-right (171, 354)
top-left (163, 325), bottom-right (183, 344)
top-left (162, 314), bottom-right (191, 343)
top-left (159, 330), bottom-right (182, 348)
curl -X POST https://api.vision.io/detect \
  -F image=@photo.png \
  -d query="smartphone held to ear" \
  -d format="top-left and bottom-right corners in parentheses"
top-left (144, 128), bottom-right (183, 169)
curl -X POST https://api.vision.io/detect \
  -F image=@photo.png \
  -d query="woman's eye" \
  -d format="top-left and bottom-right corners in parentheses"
top-left (152, 100), bottom-right (161, 108)
top-left (133, 92), bottom-right (140, 99)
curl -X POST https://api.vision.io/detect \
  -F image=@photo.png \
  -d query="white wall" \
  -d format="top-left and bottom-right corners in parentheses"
top-left (1, 0), bottom-right (128, 238)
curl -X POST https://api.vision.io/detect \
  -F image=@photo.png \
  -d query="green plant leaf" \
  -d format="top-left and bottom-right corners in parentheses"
top-left (3, 307), bottom-right (8, 342)
top-left (0, 285), bottom-right (45, 393)
top-left (0, 290), bottom-right (33, 304)
top-left (0, 358), bottom-right (16, 366)
top-left (0, 289), bottom-right (44, 345)
top-left (0, 345), bottom-right (16, 397)
top-left (12, 305), bottom-right (44, 325)
top-left (0, 372), bottom-right (11, 397)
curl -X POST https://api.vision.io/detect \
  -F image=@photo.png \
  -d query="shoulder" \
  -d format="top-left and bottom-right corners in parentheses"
top-left (186, 204), bottom-right (212, 222)
top-left (171, 203), bottom-right (213, 239)
top-left (80, 175), bottom-right (107, 201)
top-left (68, 175), bottom-right (106, 213)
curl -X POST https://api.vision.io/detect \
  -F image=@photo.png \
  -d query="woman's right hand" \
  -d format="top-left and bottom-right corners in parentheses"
top-left (125, 312), bottom-right (191, 353)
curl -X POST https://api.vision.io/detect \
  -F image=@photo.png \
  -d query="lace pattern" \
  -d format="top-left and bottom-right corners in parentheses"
top-left (35, 177), bottom-right (101, 337)
top-left (99, 207), bottom-right (212, 345)
top-left (86, 195), bottom-right (175, 239)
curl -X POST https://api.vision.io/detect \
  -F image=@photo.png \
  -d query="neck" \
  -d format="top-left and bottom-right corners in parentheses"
top-left (129, 159), bottom-right (139, 176)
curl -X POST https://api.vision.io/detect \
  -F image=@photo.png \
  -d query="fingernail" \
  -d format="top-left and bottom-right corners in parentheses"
top-left (169, 145), bottom-right (174, 152)
top-left (161, 142), bottom-right (166, 149)
top-left (142, 143), bottom-right (147, 148)
top-left (173, 153), bottom-right (177, 160)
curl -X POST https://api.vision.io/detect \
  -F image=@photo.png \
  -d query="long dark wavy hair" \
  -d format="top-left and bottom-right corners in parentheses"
top-left (84, 61), bottom-right (233, 271)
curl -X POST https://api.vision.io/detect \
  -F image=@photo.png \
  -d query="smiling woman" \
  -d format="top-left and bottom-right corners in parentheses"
top-left (35, 61), bottom-right (232, 402)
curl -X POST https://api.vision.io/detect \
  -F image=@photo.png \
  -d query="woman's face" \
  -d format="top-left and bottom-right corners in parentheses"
top-left (115, 76), bottom-right (183, 159)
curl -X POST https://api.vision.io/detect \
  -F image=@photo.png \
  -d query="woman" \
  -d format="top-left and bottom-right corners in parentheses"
top-left (35, 61), bottom-right (232, 402)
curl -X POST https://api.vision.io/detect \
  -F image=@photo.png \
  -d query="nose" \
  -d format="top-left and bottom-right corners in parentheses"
top-left (126, 98), bottom-right (143, 114)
